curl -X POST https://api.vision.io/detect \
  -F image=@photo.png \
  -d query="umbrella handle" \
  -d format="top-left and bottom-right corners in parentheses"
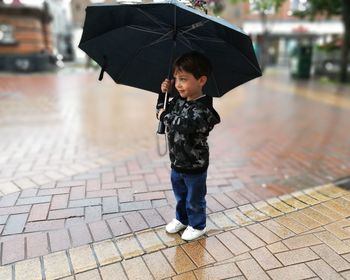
top-left (156, 91), bottom-right (169, 135)
top-left (157, 121), bottom-right (166, 134)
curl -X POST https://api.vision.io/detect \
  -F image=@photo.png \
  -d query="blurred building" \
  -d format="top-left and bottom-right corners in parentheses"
top-left (0, 0), bottom-right (56, 71)
top-left (221, 0), bottom-right (343, 66)
top-left (45, 0), bottom-right (74, 61)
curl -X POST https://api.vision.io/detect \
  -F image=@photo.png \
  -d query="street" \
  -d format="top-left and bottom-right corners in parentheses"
top-left (0, 67), bottom-right (350, 279)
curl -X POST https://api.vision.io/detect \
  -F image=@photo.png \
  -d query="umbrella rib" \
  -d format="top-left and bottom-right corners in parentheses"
top-left (136, 8), bottom-right (170, 30)
top-left (127, 25), bottom-right (165, 35)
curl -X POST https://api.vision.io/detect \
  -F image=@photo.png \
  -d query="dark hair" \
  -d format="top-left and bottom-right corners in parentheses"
top-left (173, 51), bottom-right (212, 79)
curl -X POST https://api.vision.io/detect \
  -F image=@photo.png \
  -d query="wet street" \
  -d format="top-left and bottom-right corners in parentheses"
top-left (0, 67), bottom-right (350, 279)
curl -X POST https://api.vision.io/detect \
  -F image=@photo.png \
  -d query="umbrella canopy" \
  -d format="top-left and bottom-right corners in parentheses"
top-left (79, 0), bottom-right (262, 97)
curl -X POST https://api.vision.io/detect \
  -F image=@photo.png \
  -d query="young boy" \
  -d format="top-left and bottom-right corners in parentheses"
top-left (157, 51), bottom-right (220, 241)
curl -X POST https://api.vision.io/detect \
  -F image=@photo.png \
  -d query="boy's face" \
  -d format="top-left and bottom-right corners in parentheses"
top-left (173, 70), bottom-right (207, 101)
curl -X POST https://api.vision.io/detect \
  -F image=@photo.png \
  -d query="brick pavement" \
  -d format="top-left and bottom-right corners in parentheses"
top-left (0, 67), bottom-right (350, 278)
top-left (1, 183), bottom-right (350, 279)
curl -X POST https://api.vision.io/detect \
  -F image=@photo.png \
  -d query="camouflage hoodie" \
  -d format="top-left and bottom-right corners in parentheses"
top-left (159, 95), bottom-right (220, 174)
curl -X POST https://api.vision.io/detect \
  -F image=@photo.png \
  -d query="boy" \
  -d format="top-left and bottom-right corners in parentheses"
top-left (157, 51), bottom-right (220, 241)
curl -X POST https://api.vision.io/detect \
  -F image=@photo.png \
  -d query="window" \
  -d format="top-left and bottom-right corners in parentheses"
top-left (0, 24), bottom-right (16, 45)
top-left (290, 0), bottom-right (307, 12)
top-left (249, 0), bottom-right (275, 15)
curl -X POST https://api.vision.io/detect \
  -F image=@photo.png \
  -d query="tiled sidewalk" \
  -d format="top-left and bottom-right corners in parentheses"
top-left (1, 68), bottom-right (350, 279)
top-left (2, 183), bottom-right (350, 279)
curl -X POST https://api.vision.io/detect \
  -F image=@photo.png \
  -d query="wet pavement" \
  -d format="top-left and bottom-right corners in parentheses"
top-left (0, 67), bottom-right (350, 279)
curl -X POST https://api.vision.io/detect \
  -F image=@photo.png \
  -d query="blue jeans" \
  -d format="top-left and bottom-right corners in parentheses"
top-left (171, 169), bottom-right (207, 230)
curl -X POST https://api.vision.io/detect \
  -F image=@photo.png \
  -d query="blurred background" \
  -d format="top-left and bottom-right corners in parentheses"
top-left (0, 0), bottom-right (349, 82)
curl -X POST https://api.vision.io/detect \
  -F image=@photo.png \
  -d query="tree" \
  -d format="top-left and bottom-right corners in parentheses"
top-left (294, 0), bottom-right (349, 83)
top-left (230, 0), bottom-right (285, 71)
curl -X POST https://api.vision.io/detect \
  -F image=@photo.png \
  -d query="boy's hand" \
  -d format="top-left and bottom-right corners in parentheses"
top-left (161, 79), bottom-right (174, 93)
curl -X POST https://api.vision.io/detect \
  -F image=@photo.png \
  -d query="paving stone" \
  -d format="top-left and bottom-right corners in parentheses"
top-left (238, 204), bottom-right (269, 221)
top-left (287, 211), bottom-right (322, 229)
top-left (181, 241), bottom-right (216, 267)
top-left (0, 265), bottom-right (12, 280)
top-left (163, 246), bottom-right (196, 274)
top-left (266, 242), bottom-right (289, 254)
top-left (199, 236), bottom-right (234, 262)
top-left (311, 244), bottom-right (350, 272)
top-left (261, 219), bottom-right (295, 239)
top-left (252, 201), bottom-right (283, 217)
top-left (69, 245), bottom-right (97, 274)
top-left (172, 271), bottom-right (197, 280)
top-left (43, 251), bottom-right (71, 280)
top-left (290, 191), bottom-right (319, 205)
top-left (266, 197), bottom-right (296, 213)
top-left (139, 208), bottom-right (165, 227)
top-left (275, 247), bottom-right (319, 266)
top-left (324, 220), bottom-right (350, 240)
top-left (274, 215), bottom-right (308, 234)
top-left (115, 234), bottom-right (144, 259)
top-left (0, 192), bottom-right (19, 207)
top-left (48, 208), bottom-right (84, 220)
top-left (250, 247), bottom-right (282, 270)
top-left (16, 196), bottom-right (51, 206)
top-left (50, 194), bottom-right (69, 210)
top-left (119, 201), bottom-right (152, 212)
top-left (15, 258), bottom-right (42, 280)
top-left (303, 189), bottom-right (331, 202)
top-left (306, 259), bottom-right (343, 280)
top-left (267, 263), bottom-right (316, 280)
top-left (123, 211), bottom-right (149, 232)
top-left (312, 204), bottom-right (345, 221)
top-left (3, 213), bottom-right (28, 235)
top-left (136, 229), bottom-right (165, 253)
top-left (315, 184), bottom-right (347, 198)
top-left (102, 196), bottom-right (119, 214)
top-left (122, 257), bottom-right (154, 280)
top-left (28, 203), bottom-right (50, 222)
top-left (69, 198), bottom-right (101, 208)
top-left (75, 269), bottom-right (101, 280)
top-left (247, 223), bottom-right (281, 244)
top-left (282, 233), bottom-right (322, 250)
top-left (49, 229), bottom-right (71, 252)
top-left (0, 205), bottom-right (31, 216)
top-left (315, 230), bottom-right (350, 254)
top-left (224, 208), bottom-right (253, 226)
top-left (106, 216), bottom-right (131, 237)
top-left (209, 212), bottom-right (237, 230)
top-left (89, 220), bottom-right (112, 242)
top-left (99, 263), bottom-right (128, 280)
top-left (2, 235), bottom-right (25, 265)
top-left (278, 194), bottom-right (308, 209)
top-left (216, 231), bottom-right (250, 256)
top-left (69, 223), bottom-right (92, 247)
top-left (155, 228), bottom-right (185, 247)
top-left (194, 262), bottom-right (242, 280)
top-left (236, 258), bottom-right (270, 280)
top-left (232, 227), bottom-right (266, 249)
top-left (323, 199), bottom-right (350, 217)
top-left (26, 232), bottom-right (49, 258)
top-left (143, 251), bottom-right (176, 279)
top-left (93, 240), bottom-right (122, 266)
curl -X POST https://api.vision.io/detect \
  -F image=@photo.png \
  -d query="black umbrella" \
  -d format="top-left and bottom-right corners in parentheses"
top-left (79, 0), bottom-right (261, 92)
top-left (79, 0), bottom-right (261, 132)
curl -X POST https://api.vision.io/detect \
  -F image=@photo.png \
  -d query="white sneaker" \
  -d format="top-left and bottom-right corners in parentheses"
top-left (165, 219), bottom-right (187, 233)
top-left (181, 226), bottom-right (206, 241)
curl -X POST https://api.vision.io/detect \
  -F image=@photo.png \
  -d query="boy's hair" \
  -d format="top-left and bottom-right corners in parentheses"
top-left (173, 51), bottom-right (212, 79)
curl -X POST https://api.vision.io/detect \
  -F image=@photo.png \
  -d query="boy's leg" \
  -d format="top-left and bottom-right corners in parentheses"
top-left (171, 169), bottom-right (188, 225)
top-left (183, 171), bottom-right (207, 230)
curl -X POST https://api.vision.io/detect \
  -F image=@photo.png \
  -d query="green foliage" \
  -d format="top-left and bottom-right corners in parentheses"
top-left (293, 0), bottom-right (342, 19)
top-left (229, 0), bottom-right (285, 13)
